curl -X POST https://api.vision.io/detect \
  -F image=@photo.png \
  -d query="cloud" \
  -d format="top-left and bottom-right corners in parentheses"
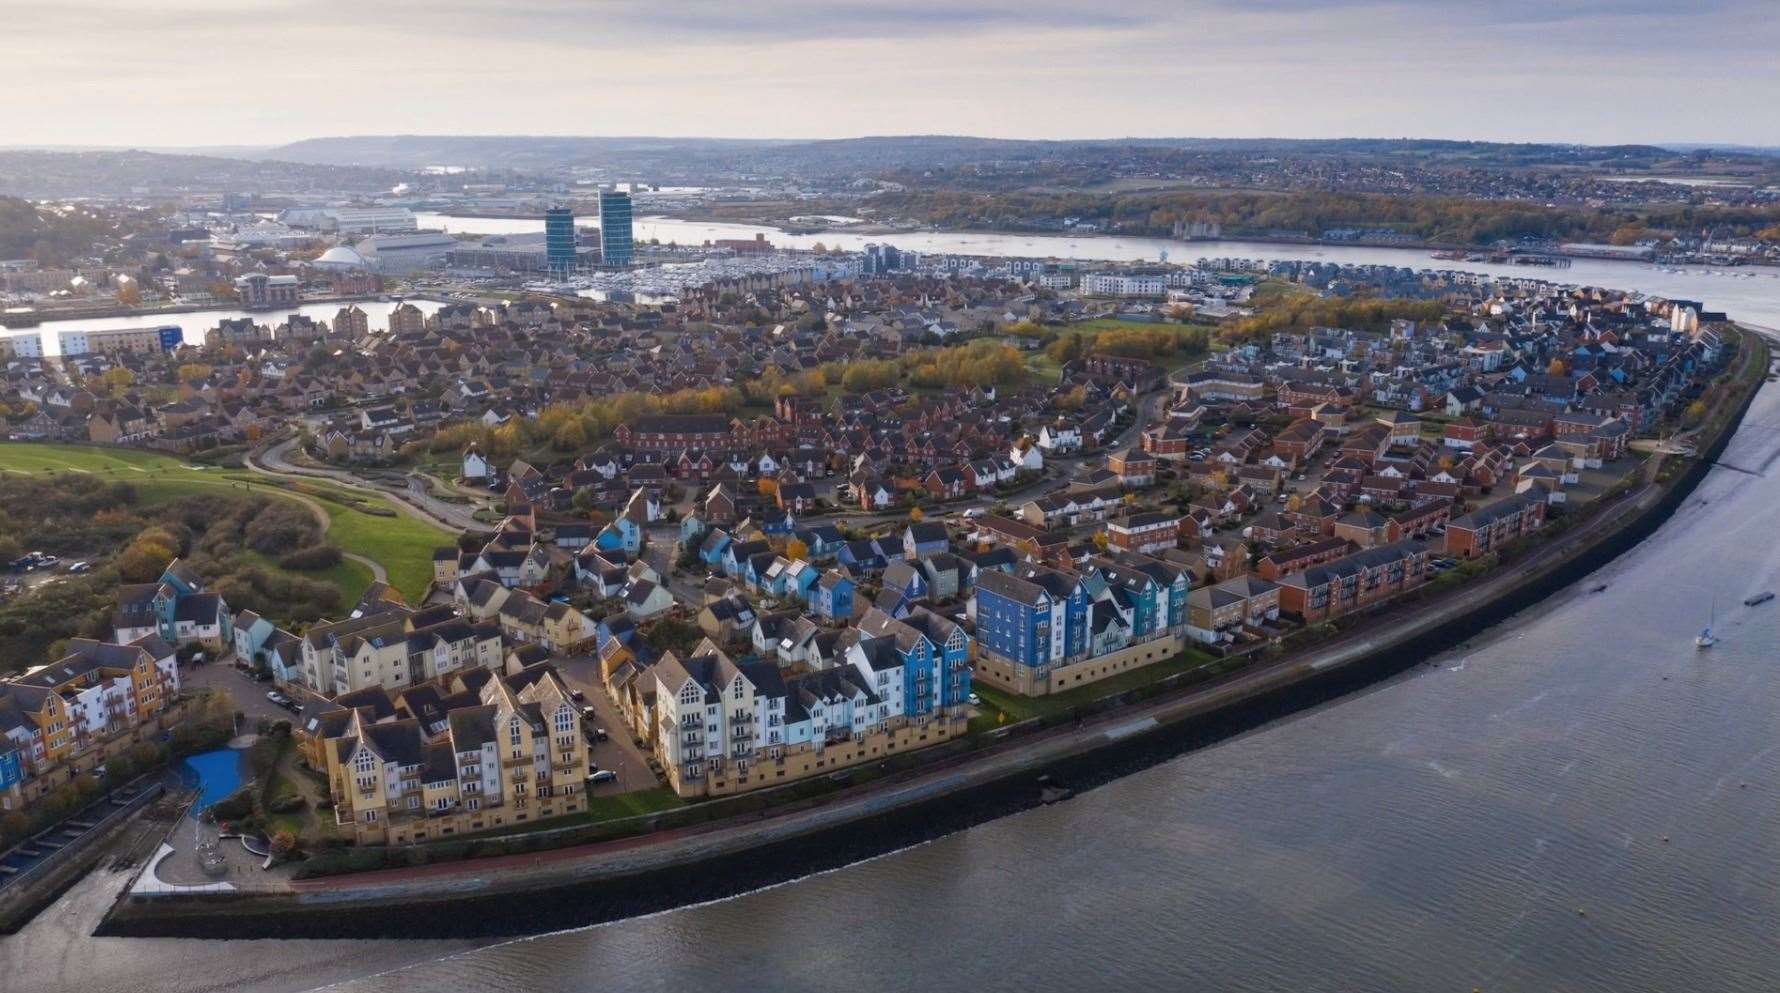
top-left (0, 0), bottom-right (1776, 146)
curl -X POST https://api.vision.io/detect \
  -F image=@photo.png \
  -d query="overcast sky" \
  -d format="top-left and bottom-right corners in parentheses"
top-left (7, 0), bottom-right (1778, 149)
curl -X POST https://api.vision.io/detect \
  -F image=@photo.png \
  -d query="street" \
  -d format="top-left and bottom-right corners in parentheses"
top-left (546, 657), bottom-right (662, 796)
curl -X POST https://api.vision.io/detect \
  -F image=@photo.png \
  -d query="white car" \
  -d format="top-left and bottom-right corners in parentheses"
top-left (265, 690), bottom-right (290, 707)
top-left (968, 692), bottom-right (982, 706)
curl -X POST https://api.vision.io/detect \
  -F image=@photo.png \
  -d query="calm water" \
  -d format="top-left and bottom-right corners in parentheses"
top-left (1, 254), bottom-right (1778, 993)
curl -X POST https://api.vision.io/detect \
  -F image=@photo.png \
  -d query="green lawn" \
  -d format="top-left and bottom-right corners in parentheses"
top-left (970, 646), bottom-right (1227, 725)
top-left (0, 443), bottom-right (450, 602)
top-left (582, 787), bottom-right (684, 821)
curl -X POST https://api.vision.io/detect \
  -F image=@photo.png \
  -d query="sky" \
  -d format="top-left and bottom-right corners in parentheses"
top-left (5, 0), bottom-right (1779, 149)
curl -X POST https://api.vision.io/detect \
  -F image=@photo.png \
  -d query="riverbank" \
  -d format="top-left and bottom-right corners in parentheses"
top-left (92, 330), bottom-right (1767, 939)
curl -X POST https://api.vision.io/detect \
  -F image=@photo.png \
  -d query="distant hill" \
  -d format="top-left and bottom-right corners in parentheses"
top-left (0, 149), bottom-right (410, 198)
top-left (261, 133), bottom-right (1696, 177)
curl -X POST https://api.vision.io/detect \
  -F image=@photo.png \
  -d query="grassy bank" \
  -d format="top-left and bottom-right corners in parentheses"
top-left (0, 443), bottom-right (450, 602)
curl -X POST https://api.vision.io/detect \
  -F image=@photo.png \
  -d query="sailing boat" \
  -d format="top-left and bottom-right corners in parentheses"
top-left (1696, 594), bottom-right (1718, 649)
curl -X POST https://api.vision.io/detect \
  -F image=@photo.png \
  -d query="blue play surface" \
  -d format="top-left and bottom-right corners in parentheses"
top-left (182, 748), bottom-right (246, 811)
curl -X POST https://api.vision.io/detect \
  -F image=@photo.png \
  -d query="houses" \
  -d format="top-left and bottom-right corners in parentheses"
top-left (1445, 491), bottom-right (1549, 559)
top-left (1186, 576), bottom-right (1281, 645)
top-left (1105, 510), bottom-right (1182, 556)
top-left (300, 603), bottom-right (504, 696)
top-left (318, 664), bottom-right (590, 845)
top-left (1274, 542), bottom-right (1431, 622)
top-left (112, 561), bottom-right (231, 650)
top-left (0, 634), bottom-right (181, 812)
top-left (810, 570), bottom-right (856, 621)
top-left (647, 629), bottom-right (970, 799)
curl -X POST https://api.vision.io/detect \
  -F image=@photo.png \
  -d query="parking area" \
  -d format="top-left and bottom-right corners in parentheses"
top-left (179, 661), bottom-right (306, 726)
top-left (550, 657), bottom-right (662, 797)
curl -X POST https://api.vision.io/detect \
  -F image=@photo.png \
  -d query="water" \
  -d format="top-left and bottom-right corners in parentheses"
top-left (414, 211), bottom-right (1780, 330)
top-left (181, 749), bottom-right (245, 812)
top-left (1, 250), bottom-right (1778, 993)
top-left (6, 298), bottom-right (444, 355)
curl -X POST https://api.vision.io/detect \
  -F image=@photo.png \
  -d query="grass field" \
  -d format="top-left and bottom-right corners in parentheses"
top-left (0, 443), bottom-right (451, 602)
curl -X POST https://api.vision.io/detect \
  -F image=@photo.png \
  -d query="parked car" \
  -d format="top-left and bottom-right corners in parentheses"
top-left (587, 769), bottom-right (618, 784)
top-left (570, 688), bottom-right (586, 702)
top-left (967, 692), bottom-right (982, 706)
top-left (66, 560), bottom-right (91, 573)
top-left (265, 690), bottom-right (291, 707)
top-left (595, 727), bottom-right (609, 742)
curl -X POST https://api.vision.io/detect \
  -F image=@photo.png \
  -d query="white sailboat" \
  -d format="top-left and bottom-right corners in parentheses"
top-left (1696, 594), bottom-right (1718, 649)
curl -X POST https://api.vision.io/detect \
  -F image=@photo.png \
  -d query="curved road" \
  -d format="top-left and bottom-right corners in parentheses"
top-left (249, 438), bottom-right (483, 531)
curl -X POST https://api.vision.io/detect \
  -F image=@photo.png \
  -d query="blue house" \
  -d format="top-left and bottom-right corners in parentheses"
top-left (723, 539), bottom-right (771, 579)
top-left (794, 524), bottom-right (846, 562)
top-left (973, 566), bottom-right (1088, 669)
top-left (113, 559), bottom-right (232, 649)
top-left (595, 516), bottom-right (642, 555)
top-left (784, 559), bottom-right (820, 601)
top-left (760, 509), bottom-right (796, 536)
top-left (679, 513), bottom-right (707, 545)
top-left (875, 560), bottom-right (929, 618)
top-left (698, 528), bottom-right (732, 568)
top-left (859, 606), bottom-right (972, 716)
top-left (838, 539), bottom-right (888, 573)
top-left (811, 569), bottom-right (855, 621)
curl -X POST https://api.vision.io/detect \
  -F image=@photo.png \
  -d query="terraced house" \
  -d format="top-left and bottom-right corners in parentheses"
top-left (1274, 542), bottom-right (1431, 622)
top-left (0, 636), bottom-right (180, 812)
top-left (648, 620), bottom-right (972, 799)
top-left (321, 665), bottom-right (589, 845)
top-left (972, 559), bottom-right (1188, 697)
top-left (301, 604), bottom-right (504, 696)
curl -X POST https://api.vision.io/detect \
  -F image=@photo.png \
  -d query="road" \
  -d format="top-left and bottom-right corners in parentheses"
top-left (249, 438), bottom-right (484, 531)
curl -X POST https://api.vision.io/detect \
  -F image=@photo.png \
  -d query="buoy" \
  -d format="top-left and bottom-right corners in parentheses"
top-left (1662, 836), bottom-right (1670, 843)
top-left (1577, 908), bottom-right (1587, 916)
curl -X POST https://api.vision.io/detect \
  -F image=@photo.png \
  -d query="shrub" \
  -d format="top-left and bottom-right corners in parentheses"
top-left (270, 829), bottom-right (298, 859)
top-left (210, 788), bottom-right (254, 822)
top-left (278, 544), bottom-right (343, 571)
top-left (267, 792), bottom-right (306, 814)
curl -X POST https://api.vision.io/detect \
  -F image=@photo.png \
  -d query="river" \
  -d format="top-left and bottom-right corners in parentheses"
top-left (2, 239), bottom-right (1779, 993)
top-left (415, 211), bottom-right (1780, 331)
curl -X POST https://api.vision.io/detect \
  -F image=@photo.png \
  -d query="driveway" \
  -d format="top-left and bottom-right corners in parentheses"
top-left (550, 657), bottom-right (662, 796)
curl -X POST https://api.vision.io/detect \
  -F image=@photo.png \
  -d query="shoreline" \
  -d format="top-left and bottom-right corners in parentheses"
top-left (92, 329), bottom-right (1768, 940)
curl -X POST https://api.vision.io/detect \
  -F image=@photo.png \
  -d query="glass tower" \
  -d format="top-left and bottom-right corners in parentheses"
top-left (544, 206), bottom-right (576, 278)
top-left (598, 189), bottom-right (633, 266)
